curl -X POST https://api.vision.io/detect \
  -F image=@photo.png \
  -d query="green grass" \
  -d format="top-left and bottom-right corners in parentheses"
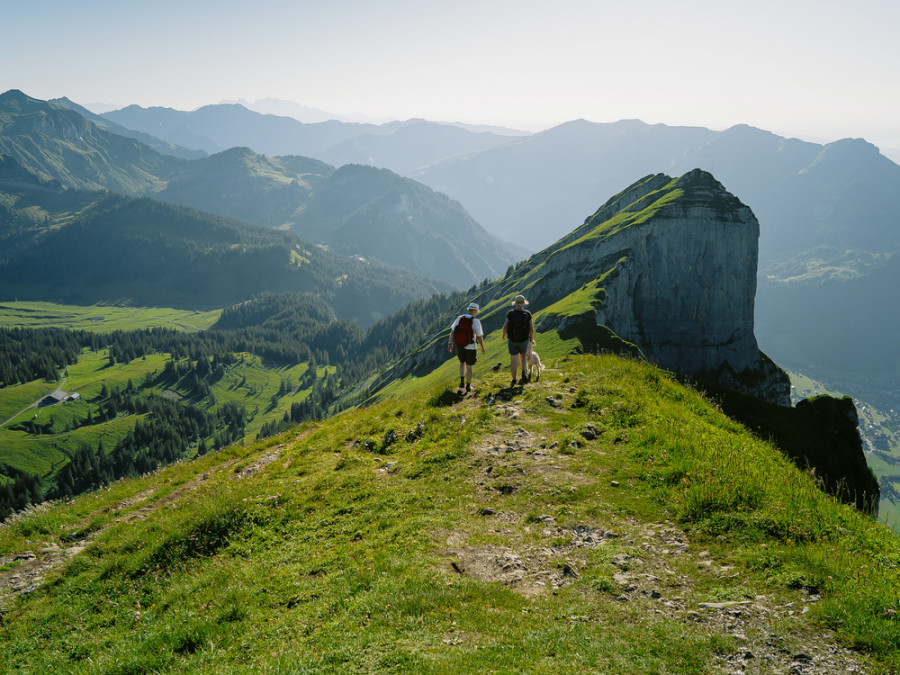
top-left (63, 350), bottom-right (170, 397)
top-left (1, 353), bottom-right (898, 673)
top-left (0, 415), bottom-right (139, 477)
top-left (205, 353), bottom-right (331, 440)
top-left (0, 348), bottom-right (326, 479)
top-left (0, 380), bottom-right (56, 425)
top-left (0, 301), bottom-right (221, 332)
top-left (562, 184), bottom-right (685, 251)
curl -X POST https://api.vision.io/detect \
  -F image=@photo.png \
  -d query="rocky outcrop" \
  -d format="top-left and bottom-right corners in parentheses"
top-left (717, 390), bottom-right (880, 513)
top-left (530, 170), bottom-right (790, 405)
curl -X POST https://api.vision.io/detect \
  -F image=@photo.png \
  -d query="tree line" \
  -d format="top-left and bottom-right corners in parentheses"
top-left (0, 285), bottom-right (477, 520)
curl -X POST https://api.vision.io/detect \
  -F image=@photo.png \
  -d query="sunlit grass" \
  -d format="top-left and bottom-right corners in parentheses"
top-left (1, 353), bottom-right (898, 673)
top-left (0, 301), bottom-right (220, 332)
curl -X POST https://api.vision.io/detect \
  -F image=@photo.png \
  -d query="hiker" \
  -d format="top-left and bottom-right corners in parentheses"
top-left (502, 294), bottom-right (534, 386)
top-left (448, 302), bottom-right (485, 392)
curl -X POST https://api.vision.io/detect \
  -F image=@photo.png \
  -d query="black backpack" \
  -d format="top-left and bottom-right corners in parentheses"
top-left (508, 309), bottom-right (531, 342)
top-left (453, 315), bottom-right (475, 347)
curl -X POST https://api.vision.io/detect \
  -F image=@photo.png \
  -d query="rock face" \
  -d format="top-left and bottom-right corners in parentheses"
top-left (390, 169), bottom-right (789, 405)
top-left (718, 391), bottom-right (880, 513)
top-left (532, 169), bottom-right (790, 405)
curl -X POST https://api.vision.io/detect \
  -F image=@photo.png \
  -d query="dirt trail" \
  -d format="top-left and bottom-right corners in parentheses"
top-left (435, 383), bottom-right (869, 674)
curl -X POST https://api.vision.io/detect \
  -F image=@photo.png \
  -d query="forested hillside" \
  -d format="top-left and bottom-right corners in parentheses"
top-left (1, 91), bottom-right (520, 289)
top-left (0, 287), bottom-right (471, 520)
top-left (0, 159), bottom-right (449, 321)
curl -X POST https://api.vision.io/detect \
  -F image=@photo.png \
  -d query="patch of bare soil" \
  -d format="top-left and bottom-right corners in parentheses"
top-left (232, 444), bottom-right (286, 480)
top-left (437, 395), bottom-right (870, 674)
top-left (445, 545), bottom-right (579, 598)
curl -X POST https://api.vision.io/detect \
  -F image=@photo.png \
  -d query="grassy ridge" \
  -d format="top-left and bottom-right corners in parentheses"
top-left (1, 353), bottom-right (897, 673)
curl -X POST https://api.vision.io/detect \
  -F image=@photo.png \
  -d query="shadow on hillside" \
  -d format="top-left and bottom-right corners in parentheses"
top-left (705, 385), bottom-right (880, 514)
top-left (429, 387), bottom-right (466, 407)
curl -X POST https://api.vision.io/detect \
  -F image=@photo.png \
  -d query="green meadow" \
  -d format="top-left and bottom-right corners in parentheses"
top-left (0, 347), bottom-right (325, 484)
top-left (0, 301), bottom-right (220, 333)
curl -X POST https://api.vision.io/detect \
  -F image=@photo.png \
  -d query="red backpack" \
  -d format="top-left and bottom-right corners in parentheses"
top-left (453, 315), bottom-right (474, 347)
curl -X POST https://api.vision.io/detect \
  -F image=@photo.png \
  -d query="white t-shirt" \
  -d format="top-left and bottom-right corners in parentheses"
top-left (450, 314), bottom-right (484, 349)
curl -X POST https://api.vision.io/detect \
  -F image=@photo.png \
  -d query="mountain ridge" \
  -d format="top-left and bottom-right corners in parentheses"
top-left (0, 163), bottom-right (451, 323)
top-left (1, 351), bottom-right (897, 672)
top-left (375, 170), bottom-right (790, 405)
top-left (1, 91), bottom-right (520, 290)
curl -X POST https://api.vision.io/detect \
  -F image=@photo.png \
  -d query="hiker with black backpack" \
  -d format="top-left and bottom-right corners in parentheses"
top-left (448, 302), bottom-right (485, 392)
top-left (502, 294), bottom-right (534, 387)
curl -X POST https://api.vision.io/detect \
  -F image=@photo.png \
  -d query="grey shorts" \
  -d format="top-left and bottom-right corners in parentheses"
top-left (507, 339), bottom-right (530, 355)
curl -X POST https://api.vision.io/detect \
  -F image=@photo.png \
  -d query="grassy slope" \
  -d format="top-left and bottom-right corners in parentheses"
top-left (0, 301), bottom-right (221, 333)
top-left (0, 349), bottom-right (327, 477)
top-left (1, 353), bottom-right (898, 673)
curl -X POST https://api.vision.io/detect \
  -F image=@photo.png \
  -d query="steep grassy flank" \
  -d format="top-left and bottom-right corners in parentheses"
top-left (0, 90), bottom-right (178, 194)
top-left (1, 354), bottom-right (897, 673)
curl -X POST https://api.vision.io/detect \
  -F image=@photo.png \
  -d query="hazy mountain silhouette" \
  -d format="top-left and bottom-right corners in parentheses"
top-left (49, 97), bottom-right (206, 160)
top-left (316, 119), bottom-right (517, 175)
top-left (103, 103), bottom-right (381, 157)
top-left (2, 92), bottom-right (520, 290)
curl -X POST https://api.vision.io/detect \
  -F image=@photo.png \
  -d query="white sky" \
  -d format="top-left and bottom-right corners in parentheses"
top-left (4, 0), bottom-right (900, 159)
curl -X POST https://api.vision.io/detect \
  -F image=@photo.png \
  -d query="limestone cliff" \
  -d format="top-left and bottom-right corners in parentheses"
top-left (530, 169), bottom-right (790, 405)
top-left (375, 169), bottom-right (869, 507)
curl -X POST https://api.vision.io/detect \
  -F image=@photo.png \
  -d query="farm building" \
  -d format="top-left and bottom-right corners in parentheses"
top-left (39, 391), bottom-right (67, 407)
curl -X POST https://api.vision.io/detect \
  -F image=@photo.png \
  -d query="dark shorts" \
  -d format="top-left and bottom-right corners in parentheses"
top-left (508, 339), bottom-right (530, 355)
top-left (456, 345), bottom-right (477, 365)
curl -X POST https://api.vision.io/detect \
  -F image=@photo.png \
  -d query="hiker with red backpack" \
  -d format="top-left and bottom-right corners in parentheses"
top-left (448, 302), bottom-right (485, 392)
top-left (502, 294), bottom-right (534, 387)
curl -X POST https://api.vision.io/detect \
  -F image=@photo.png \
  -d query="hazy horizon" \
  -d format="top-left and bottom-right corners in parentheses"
top-left (4, 0), bottom-right (899, 161)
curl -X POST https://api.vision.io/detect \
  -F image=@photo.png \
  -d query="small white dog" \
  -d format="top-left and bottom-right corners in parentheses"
top-left (527, 350), bottom-right (545, 381)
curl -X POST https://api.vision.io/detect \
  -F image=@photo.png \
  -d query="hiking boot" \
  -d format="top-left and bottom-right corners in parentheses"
top-left (510, 378), bottom-right (517, 387)
top-left (459, 377), bottom-right (465, 389)
top-left (465, 382), bottom-right (471, 393)
top-left (520, 375), bottom-right (530, 384)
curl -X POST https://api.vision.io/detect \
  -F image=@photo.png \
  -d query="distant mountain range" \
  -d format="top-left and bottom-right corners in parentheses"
top-left (2, 91), bottom-right (520, 289)
top-left (0, 155), bottom-right (449, 324)
top-left (98, 101), bottom-right (521, 169)
top-left (4, 89), bottom-right (899, 399)
top-left (90, 99), bottom-right (900, 275)
top-left (50, 97), bottom-right (206, 160)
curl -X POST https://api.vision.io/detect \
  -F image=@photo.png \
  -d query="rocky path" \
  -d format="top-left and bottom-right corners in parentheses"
top-left (435, 378), bottom-right (869, 674)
